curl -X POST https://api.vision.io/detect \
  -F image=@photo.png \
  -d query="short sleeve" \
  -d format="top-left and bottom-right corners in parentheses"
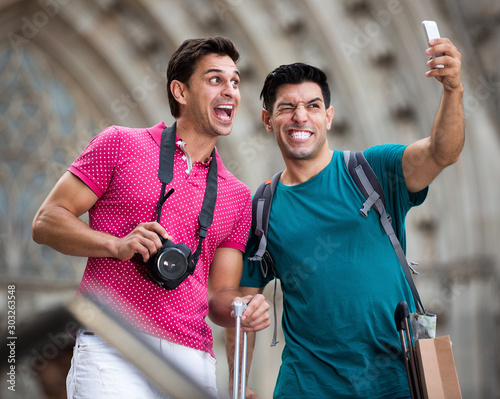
top-left (68, 126), bottom-right (121, 197)
top-left (364, 144), bottom-right (428, 250)
top-left (216, 185), bottom-right (252, 253)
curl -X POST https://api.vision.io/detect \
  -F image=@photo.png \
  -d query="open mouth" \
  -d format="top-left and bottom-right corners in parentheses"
top-left (214, 104), bottom-right (234, 121)
top-left (287, 130), bottom-right (312, 141)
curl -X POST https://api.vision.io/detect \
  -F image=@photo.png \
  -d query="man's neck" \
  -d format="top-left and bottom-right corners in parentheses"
top-left (281, 149), bottom-right (334, 186)
top-left (174, 120), bottom-right (218, 163)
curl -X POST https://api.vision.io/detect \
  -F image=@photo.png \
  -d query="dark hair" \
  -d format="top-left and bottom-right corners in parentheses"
top-left (167, 37), bottom-right (240, 118)
top-left (260, 63), bottom-right (331, 112)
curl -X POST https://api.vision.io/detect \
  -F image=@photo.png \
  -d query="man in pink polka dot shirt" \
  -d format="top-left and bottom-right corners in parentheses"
top-left (33, 37), bottom-right (270, 398)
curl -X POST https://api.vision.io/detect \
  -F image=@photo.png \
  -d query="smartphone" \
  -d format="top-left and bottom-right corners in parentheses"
top-left (422, 20), bottom-right (445, 68)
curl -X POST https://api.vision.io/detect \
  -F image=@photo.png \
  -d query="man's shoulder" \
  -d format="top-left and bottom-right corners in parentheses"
top-left (363, 143), bottom-right (406, 160)
top-left (110, 124), bottom-right (152, 137)
top-left (214, 151), bottom-right (251, 195)
top-left (218, 166), bottom-right (251, 196)
top-left (94, 125), bottom-right (158, 153)
top-left (93, 124), bottom-right (153, 141)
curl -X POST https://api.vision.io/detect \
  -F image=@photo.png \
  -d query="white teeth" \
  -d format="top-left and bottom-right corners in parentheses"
top-left (290, 131), bottom-right (311, 140)
top-left (215, 104), bottom-right (233, 121)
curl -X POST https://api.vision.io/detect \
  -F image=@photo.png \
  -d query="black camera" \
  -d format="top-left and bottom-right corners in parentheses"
top-left (146, 237), bottom-right (195, 290)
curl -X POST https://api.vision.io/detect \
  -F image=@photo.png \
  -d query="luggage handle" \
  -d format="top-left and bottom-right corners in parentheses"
top-left (233, 301), bottom-right (248, 399)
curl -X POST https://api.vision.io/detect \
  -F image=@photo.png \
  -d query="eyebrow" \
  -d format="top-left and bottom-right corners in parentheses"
top-left (204, 68), bottom-right (241, 77)
top-left (276, 97), bottom-right (323, 108)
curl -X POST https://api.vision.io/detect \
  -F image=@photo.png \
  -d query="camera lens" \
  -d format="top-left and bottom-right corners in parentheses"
top-left (155, 248), bottom-right (188, 280)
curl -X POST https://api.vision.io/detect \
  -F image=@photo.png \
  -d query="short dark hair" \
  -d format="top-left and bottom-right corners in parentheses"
top-left (167, 37), bottom-right (240, 118)
top-left (260, 63), bottom-right (331, 112)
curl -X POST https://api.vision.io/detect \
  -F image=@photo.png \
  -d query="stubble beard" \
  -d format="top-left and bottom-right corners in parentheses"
top-left (279, 132), bottom-right (327, 162)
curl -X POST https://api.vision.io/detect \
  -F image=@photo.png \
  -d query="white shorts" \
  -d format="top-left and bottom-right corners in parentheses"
top-left (66, 329), bottom-right (218, 399)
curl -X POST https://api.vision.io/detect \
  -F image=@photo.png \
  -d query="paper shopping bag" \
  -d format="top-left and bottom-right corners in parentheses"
top-left (414, 336), bottom-right (462, 399)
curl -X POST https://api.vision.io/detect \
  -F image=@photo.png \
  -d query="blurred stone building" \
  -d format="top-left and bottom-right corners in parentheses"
top-left (1, 0), bottom-right (499, 398)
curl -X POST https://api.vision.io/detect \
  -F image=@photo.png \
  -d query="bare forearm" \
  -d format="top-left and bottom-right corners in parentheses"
top-left (209, 288), bottom-right (241, 327)
top-left (430, 85), bottom-right (465, 166)
top-left (32, 171), bottom-right (119, 258)
top-left (32, 206), bottom-right (117, 258)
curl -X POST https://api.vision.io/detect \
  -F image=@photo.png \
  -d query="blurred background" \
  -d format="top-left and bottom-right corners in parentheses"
top-left (1, 0), bottom-right (499, 398)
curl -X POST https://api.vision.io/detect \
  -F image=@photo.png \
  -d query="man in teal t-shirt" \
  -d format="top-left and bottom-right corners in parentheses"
top-left (243, 145), bottom-right (426, 398)
top-left (226, 36), bottom-right (464, 399)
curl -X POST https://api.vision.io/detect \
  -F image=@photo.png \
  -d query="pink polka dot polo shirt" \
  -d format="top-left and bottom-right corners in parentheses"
top-left (68, 121), bottom-right (252, 357)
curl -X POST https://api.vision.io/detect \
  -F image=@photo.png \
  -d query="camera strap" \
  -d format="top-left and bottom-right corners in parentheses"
top-left (157, 122), bottom-right (218, 268)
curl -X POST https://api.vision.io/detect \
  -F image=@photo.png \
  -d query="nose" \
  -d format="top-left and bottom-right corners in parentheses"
top-left (292, 105), bottom-right (308, 124)
top-left (221, 80), bottom-right (238, 99)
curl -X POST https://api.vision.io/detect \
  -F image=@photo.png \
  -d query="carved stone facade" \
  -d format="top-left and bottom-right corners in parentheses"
top-left (1, 0), bottom-right (498, 398)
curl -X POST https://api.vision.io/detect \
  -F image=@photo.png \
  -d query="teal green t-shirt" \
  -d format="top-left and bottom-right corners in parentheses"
top-left (241, 145), bottom-right (427, 399)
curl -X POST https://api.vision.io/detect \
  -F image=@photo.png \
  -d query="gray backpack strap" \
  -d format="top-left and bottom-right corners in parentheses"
top-left (249, 171), bottom-right (282, 263)
top-left (249, 171), bottom-right (282, 347)
top-left (344, 151), bottom-right (426, 314)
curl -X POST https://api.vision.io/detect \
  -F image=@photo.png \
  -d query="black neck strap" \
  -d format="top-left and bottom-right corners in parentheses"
top-left (156, 122), bottom-right (218, 266)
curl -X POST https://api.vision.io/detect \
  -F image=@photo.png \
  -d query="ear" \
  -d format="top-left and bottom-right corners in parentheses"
top-left (261, 109), bottom-right (274, 133)
top-left (325, 105), bottom-right (334, 130)
top-left (170, 80), bottom-right (187, 105)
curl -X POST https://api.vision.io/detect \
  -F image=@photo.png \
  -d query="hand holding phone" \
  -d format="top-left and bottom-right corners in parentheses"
top-left (422, 20), bottom-right (445, 69)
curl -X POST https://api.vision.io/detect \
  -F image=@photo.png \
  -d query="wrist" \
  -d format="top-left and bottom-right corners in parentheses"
top-left (444, 81), bottom-right (464, 96)
top-left (105, 234), bottom-right (120, 258)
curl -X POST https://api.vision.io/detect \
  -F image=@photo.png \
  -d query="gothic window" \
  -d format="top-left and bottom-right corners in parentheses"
top-left (0, 43), bottom-right (102, 283)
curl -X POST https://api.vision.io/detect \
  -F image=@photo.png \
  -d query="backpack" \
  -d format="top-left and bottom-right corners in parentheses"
top-left (249, 151), bottom-right (426, 345)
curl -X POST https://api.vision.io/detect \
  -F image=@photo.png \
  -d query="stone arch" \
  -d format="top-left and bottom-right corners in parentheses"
top-left (0, 0), bottom-right (498, 397)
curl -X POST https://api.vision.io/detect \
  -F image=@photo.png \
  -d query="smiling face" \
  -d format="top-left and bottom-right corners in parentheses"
top-left (262, 82), bottom-right (334, 162)
top-left (172, 54), bottom-right (241, 139)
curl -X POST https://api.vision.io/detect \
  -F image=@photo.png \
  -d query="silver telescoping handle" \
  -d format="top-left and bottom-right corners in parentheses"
top-left (233, 301), bottom-right (248, 399)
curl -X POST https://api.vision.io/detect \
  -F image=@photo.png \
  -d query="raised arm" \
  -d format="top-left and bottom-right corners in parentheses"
top-left (32, 171), bottom-right (168, 261)
top-left (403, 38), bottom-right (464, 193)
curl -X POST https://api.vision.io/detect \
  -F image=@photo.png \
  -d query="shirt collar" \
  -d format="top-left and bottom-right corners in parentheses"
top-left (147, 121), bottom-right (230, 180)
